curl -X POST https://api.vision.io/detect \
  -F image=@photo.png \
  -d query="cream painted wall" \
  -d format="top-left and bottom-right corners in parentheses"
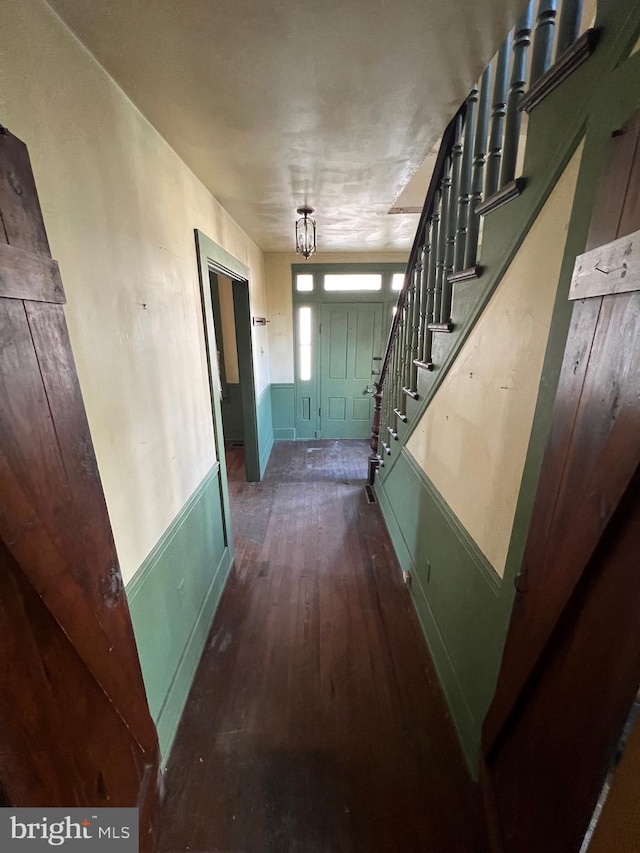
top-left (217, 275), bottom-right (240, 384)
top-left (1, 0), bottom-right (269, 583)
top-left (406, 143), bottom-right (584, 577)
top-left (264, 251), bottom-right (408, 383)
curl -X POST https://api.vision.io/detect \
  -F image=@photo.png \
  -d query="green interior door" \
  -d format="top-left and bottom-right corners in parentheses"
top-left (320, 302), bottom-right (384, 439)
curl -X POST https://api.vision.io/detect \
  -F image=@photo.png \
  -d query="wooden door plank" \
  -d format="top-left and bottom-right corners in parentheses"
top-left (484, 111), bottom-right (640, 754)
top-left (0, 540), bottom-right (148, 809)
top-left (483, 293), bottom-right (602, 749)
top-left (0, 130), bottom-right (51, 255)
top-left (25, 301), bottom-right (152, 686)
top-left (0, 299), bottom-right (155, 752)
top-left (0, 243), bottom-right (64, 302)
top-left (0, 451), bottom-right (156, 752)
top-left (618, 119), bottom-right (640, 238)
top-left (485, 292), bottom-right (640, 751)
top-left (569, 228), bottom-right (640, 300)
top-left (585, 114), bottom-right (640, 251)
top-left (0, 126), bottom-right (159, 846)
top-left (488, 469), bottom-right (640, 853)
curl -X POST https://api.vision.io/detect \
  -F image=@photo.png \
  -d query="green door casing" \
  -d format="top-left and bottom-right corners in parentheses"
top-left (320, 302), bottom-right (384, 439)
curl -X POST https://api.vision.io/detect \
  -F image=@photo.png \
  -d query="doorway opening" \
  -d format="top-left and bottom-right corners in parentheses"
top-left (208, 270), bottom-right (260, 483)
top-left (195, 229), bottom-right (261, 503)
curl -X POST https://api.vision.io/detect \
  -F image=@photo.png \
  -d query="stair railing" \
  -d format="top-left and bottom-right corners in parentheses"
top-left (369, 0), bottom-right (597, 484)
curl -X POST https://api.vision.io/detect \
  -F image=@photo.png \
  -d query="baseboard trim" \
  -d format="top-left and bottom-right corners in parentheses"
top-left (259, 428), bottom-right (274, 476)
top-left (274, 427), bottom-right (296, 440)
top-left (257, 384), bottom-right (274, 477)
top-left (409, 564), bottom-right (480, 777)
top-left (126, 462), bottom-right (230, 764)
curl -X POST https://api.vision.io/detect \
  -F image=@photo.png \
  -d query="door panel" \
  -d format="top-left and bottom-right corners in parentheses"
top-left (487, 472), bottom-right (640, 853)
top-left (320, 302), bottom-right (383, 439)
top-left (482, 112), bottom-right (640, 853)
top-left (0, 130), bottom-right (159, 845)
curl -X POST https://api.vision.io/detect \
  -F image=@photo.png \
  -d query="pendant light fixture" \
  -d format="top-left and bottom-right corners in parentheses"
top-left (295, 206), bottom-right (317, 259)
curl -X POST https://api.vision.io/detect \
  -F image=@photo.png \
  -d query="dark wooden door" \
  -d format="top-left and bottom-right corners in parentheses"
top-left (0, 130), bottom-right (159, 845)
top-left (481, 113), bottom-right (640, 852)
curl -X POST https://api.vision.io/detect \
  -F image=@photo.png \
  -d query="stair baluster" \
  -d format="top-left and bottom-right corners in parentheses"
top-left (406, 261), bottom-right (422, 396)
top-left (464, 66), bottom-right (491, 270)
top-left (500, 3), bottom-right (534, 187)
top-left (441, 116), bottom-right (464, 324)
top-left (397, 288), bottom-right (410, 416)
top-left (432, 159), bottom-right (451, 326)
top-left (555, 0), bottom-right (584, 58)
top-left (415, 241), bottom-right (431, 377)
top-left (393, 307), bottom-right (407, 424)
top-left (454, 87), bottom-right (478, 274)
top-left (405, 268), bottom-right (418, 392)
top-left (368, 0), bottom-right (594, 485)
top-left (388, 337), bottom-right (399, 439)
top-left (421, 202), bottom-right (440, 365)
top-left (484, 37), bottom-right (511, 200)
top-left (530, 0), bottom-right (558, 85)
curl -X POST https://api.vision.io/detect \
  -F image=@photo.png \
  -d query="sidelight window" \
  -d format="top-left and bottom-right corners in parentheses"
top-left (298, 306), bottom-right (313, 381)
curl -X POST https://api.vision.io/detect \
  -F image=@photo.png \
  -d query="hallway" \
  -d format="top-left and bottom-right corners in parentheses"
top-left (155, 441), bottom-right (483, 853)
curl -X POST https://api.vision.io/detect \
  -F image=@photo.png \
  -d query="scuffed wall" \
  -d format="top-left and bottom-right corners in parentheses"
top-left (1, 0), bottom-right (268, 582)
top-left (407, 143), bottom-right (583, 577)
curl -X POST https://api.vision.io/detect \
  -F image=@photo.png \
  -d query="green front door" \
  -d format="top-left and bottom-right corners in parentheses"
top-left (320, 302), bottom-right (384, 439)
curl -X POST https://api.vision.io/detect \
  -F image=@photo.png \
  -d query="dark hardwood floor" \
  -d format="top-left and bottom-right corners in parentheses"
top-left (155, 440), bottom-right (484, 853)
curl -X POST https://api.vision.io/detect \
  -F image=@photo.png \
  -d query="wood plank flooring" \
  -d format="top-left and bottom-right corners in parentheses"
top-left (155, 440), bottom-right (484, 853)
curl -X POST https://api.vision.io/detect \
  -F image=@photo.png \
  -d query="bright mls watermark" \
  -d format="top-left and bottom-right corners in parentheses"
top-left (1, 809), bottom-right (138, 851)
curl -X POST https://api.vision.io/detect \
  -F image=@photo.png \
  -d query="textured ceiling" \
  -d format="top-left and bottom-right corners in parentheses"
top-left (46, 0), bottom-right (524, 252)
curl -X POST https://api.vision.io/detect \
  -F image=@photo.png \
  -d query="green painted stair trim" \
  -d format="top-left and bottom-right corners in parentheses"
top-left (374, 470), bottom-right (478, 762)
top-left (374, 451), bottom-right (503, 774)
top-left (378, 125), bottom-right (584, 484)
top-left (127, 463), bottom-right (232, 765)
top-left (374, 1), bottom-right (640, 777)
top-left (409, 568), bottom-right (479, 776)
top-left (377, 0), bottom-right (640, 487)
top-left (401, 449), bottom-right (501, 594)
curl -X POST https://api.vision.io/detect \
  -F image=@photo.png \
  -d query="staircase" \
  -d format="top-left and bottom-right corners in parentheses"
top-left (369, 0), bottom-right (597, 484)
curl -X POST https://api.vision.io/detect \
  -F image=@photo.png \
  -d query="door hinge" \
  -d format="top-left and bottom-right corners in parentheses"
top-left (318, 407), bottom-right (321, 417)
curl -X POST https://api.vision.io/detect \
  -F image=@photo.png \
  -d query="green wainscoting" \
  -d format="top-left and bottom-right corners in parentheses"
top-left (256, 384), bottom-right (274, 477)
top-left (127, 463), bottom-right (232, 765)
top-left (271, 383), bottom-right (296, 440)
top-left (376, 450), bottom-right (510, 773)
top-left (375, 0), bottom-right (640, 775)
